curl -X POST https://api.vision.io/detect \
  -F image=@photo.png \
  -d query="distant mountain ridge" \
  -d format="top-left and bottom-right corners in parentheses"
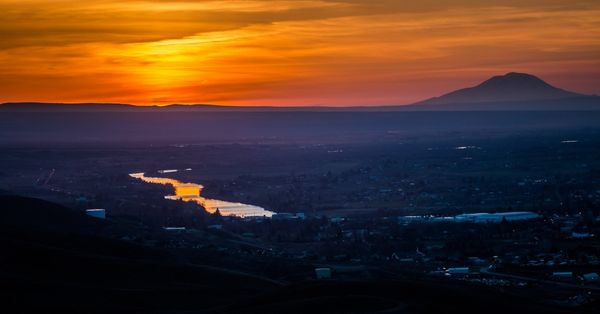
top-left (0, 102), bottom-right (341, 112)
top-left (1, 72), bottom-right (598, 111)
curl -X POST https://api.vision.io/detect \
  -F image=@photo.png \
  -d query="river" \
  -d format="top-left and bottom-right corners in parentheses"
top-left (129, 172), bottom-right (274, 218)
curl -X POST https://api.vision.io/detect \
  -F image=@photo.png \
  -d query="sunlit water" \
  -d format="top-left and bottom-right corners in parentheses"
top-left (129, 172), bottom-right (274, 218)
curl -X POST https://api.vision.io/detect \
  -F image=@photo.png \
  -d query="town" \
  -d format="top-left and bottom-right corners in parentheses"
top-left (2, 127), bottom-right (599, 310)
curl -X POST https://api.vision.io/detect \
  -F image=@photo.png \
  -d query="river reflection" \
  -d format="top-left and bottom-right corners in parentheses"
top-left (129, 172), bottom-right (274, 218)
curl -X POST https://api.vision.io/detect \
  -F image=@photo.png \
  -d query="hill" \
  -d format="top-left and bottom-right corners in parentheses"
top-left (417, 72), bottom-right (584, 105)
top-left (1, 73), bottom-right (599, 111)
top-left (0, 102), bottom-right (339, 112)
top-left (0, 195), bottom-right (279, 313)
top-left (408, 72), bottom-right (599, 110)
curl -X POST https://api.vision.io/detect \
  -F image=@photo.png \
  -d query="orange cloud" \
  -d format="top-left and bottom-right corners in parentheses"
top-left (0, 0), bottom-right (599, 105)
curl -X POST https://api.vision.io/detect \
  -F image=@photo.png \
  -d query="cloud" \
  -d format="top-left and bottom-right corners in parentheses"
top-left (0, 0), bottom-right (599, 105)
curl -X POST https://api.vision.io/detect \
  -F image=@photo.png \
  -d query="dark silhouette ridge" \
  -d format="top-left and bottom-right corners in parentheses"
top-left (0, 195), bottom-right (280, 313)
top-left (1, 72), bottom-right (598, 111)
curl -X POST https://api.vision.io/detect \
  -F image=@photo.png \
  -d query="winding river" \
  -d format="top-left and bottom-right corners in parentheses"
top-left (129, 172), bottom-right (274, 218)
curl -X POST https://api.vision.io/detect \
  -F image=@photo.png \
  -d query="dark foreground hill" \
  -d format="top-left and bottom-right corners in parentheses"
top-left (0, 196), bottom-right (593, 313)
top-left (0, 196), bottom-right (279, 313)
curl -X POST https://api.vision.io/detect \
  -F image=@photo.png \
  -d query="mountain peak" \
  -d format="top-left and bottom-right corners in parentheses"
top-left (417, 72), bottom-right (585, 106)
top-left (488, 72), bottom-right (546, 82)
top-left (478, 72), bottom-right (553, 89)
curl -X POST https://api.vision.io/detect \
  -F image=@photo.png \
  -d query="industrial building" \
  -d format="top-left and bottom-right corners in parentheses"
top-left (454, 212), bottom-right (540, 223)
top-left (272, 212), bottom-right (305, 220)
top-left (398, 211), bottom-right (541, 224)
top-left (583, 272), bottom-right (599, 282)
top-left (552, 271), bottom-right (573, 279)
top-left (86, 209), bottom-right (106, 219)
top-left (446, 267), bottom-right (470, 275)
top-left (315, 268), bottom-right (331, 279)
top-left (163, 227), bottom-right (186, 232)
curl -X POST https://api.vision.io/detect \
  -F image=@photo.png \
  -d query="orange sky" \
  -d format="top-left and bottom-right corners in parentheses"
top-left (0, 0), bottom-right (599, 106)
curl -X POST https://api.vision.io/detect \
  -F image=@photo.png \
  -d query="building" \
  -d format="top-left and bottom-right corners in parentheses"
top-left (446, 267), bottom-right (470, 275)
top-left (552, 272), bottom-right (573, 279)
top-left (583, 272), bottom-right (599, 282)
top-left (454, 212), bottom-right (540, 223)
top-left (330, 217), bottom-right (345, 223)
top-left (272, 213), bottom-right (304, 220)
top-left (315, 267), bottom-right (332, 279)
top-left (241, 232), bottom-right (256, 238)
top-left (158, 169), bottom-right (178, 174)
top-left (86, 209), bottom-right (106, 219)
top-left (571, 232), bottom-right (593, 239)
top-left (398, 215), bottom-right (428, 223)
top-left (397, 212), bottom-right (540, 224)
top-left (163, 227), bottom-right (186, 232)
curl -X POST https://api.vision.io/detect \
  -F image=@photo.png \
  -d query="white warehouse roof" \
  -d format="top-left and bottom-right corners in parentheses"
top-left (455, 212), bottom-right (540, 223)
top-left (86, 208), bottom-right (106, 219)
